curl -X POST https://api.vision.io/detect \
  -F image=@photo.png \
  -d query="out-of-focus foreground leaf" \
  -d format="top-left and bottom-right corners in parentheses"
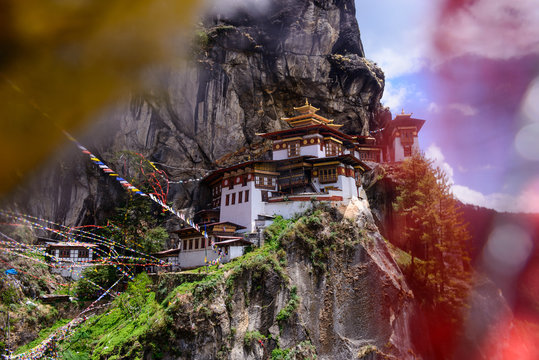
top-left (0, 0), bottom-right (202, 196)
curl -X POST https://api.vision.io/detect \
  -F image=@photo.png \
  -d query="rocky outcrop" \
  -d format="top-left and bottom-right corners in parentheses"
top-left (140, 204), bottom-right (417, 360)
top-left (7, 0), bottom-right (387, 227)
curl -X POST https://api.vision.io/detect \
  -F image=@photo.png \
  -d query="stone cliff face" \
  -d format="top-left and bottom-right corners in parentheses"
top-left (141, 204), bottom-right (416, 360)
top-left (8, 0), bottom-right (387, 226)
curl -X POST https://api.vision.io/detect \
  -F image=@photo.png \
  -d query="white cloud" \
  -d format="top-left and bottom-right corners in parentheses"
top-left (427, 102), bottom-right (478, 117)
top-left (520, 76), bottom-right (539, 123)
top-left (425, 144), bottom-right (454, 181)
top-left (427, 102), bottom-right (440, 113)
top-left (435, 0), bottom-right (539, 60)
top-left (448, 103), bottom-right (478, 117)
top-left (358, 0), bottom-right (441, 78)
top-left (453, 184), bottom-right (539, 213)
top-left (426, 144), bottom-right (539, 213)
top-left (370, 47), bottom-right (426, 79)
top-left (381, 81), bottom-right (408, 112)
top-left (479, 164), bottom-right (496, 171)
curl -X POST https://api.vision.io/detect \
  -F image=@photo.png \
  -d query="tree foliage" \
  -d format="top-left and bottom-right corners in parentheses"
top-left (76, 265), bottom-right (119, 300)
top-left (393, 152), bottom-right (471, 313)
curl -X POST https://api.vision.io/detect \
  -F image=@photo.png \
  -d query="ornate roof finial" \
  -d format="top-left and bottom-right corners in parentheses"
top-left (305, 98), bottom-right (309, 106)
top-left (401, 108), bottom-right (405, 114)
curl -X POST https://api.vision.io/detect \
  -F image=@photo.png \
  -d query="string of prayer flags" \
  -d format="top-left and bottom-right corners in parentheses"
top-left (369, 127), bottom-right (385, 134)
top-left (63, 131), bottom-right (211, 241)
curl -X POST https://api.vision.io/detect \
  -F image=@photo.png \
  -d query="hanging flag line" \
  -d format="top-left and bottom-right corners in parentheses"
top-left (0, 243), bottom-right (135, 284)
top-left (0, 212), bottom-right (194, 281)
top-left (0, 223), bottom-right (130, 279)
top-left (134, 152), bottom-right (169, 206)
top-left (9, 277), bottom-right (123, 360)
top-left (0, 215), bottom-right (172, 283)
top-left (0, 246), bottom-right (55, 268)
top-left (369, 127), bottom-right (385, 135)
top-left (0, 257), bottom-right (68, 287)
top-left (0, 229), bottom-right (61, 264)
top-left (61, 133), bottom-right (227, 263)
top-left (0, 211), bottom-right (166, 265)
top-left (168, 177), bottom-right (206, 184)
top-left (62, 132), bottom-right (208, 236)
top-left (0, 222), bottom-right (136, 281)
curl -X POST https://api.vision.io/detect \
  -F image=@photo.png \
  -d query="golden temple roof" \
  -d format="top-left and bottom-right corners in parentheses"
top-left (282, 100), bottom-right (339, 128)
top-left (293, 99), bottom-right (320, 114)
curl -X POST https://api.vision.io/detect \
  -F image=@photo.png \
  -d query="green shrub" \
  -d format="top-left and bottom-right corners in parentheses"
top-left (243, 330), bottom-right (266, 348)
top-left (276, 286), bottom-right (299, 324)
top-left (75, 265), bottom-right (119, 300)
top-left (1, 285), bottom-right (18, 305)
top-left (271, 348), bottom-right (291, 360)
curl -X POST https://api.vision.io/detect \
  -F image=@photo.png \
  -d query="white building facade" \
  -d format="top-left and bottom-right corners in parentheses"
top-left (174, 102), bottom-right (426, 270)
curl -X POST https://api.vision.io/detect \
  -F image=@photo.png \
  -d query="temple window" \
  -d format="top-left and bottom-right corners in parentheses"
top-left (261, 191), bottom-right (269, 202)
top-left (225, 194), bottom-right (230, 206)
top-left (403, 145), bottom-right (412, 157)
top-left (231, 193), bottom-right (236, 205)
top-left (255, 176), bottom-right (274, 189)
top-left (238, 191), bottom-right (243, 203)
top-left (60, 249), bottom-right (70, 258)
top-left (319, 167), bottom-right (337, 183)
top-left (78, 249), bottom-right (89, 258)
top-left (325, 141), bottom-right (340, 157)
top-left (245, 189), bottom-right (249, 202)
top-left (288, 141), bottom-right (300, 157)
top-left (400, 129), bottom-right (414, 145)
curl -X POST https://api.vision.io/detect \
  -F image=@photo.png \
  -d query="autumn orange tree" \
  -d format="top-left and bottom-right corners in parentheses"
top-left (393, 152), bottom-right (471, 313)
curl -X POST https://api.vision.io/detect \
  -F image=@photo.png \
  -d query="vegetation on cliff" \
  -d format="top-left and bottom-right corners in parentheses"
top-left (391, 152), bottom-right (472, 358)
top-left (15, 204), bottom-right (413, 359)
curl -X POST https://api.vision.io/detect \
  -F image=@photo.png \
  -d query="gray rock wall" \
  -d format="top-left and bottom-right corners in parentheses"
top-left (7, 0), bottom-right (387, 227)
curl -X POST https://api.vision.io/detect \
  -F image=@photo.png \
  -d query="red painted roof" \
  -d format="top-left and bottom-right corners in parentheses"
top-left (215, 238), bottom-right (252, 246)
top-left (384, 115), bottom-right (426, 133)
top-left (47, 242), bottom-right (98, 248)
top-left (259, 124), bottom-right (356, 143)
top-left (152, 248), bottom-right (181, 257)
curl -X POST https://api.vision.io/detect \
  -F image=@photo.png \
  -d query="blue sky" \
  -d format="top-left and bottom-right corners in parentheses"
top-left (355, 0), bottom-right (539, 213)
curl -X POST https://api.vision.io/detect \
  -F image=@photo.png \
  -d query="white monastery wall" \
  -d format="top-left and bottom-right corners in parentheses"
top-left (272, 149), bottom-right (288, 160)
top-left (180, 249), bottom-right (219, 269)
top-left (265, 200), bottom-right (313, 219)
top-left (228, 246), bottom-right (244, 260)
top-left (393, 137), bottom-right (405, 162)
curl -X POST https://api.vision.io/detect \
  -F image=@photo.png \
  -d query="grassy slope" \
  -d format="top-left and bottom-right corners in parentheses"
top-left (53, 216), bottom-right (294, 360)
top-left (22, 207), bottom-right (365, 359)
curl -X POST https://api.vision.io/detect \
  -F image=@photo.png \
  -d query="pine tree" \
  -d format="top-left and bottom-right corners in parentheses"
top-left (393, 152), bottom-right (471, 311)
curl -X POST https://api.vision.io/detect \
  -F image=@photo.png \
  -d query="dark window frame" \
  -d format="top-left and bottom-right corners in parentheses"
top-left (287, 141), bottom-right (300, 157)
top-left (319, 167), bottom-right (338, 183)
